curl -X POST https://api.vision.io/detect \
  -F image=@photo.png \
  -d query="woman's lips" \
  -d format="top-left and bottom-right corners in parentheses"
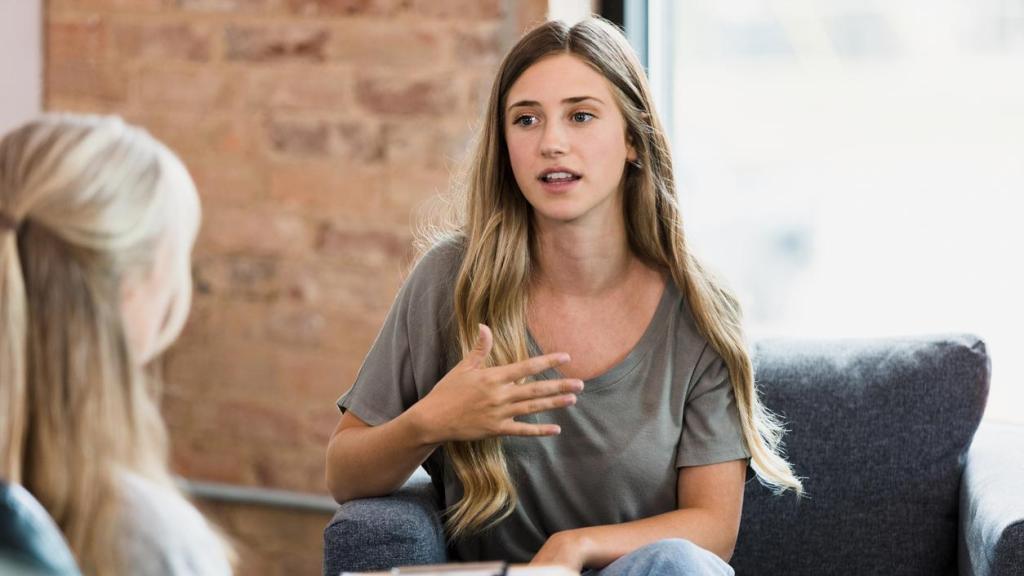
top-left (538, 176), bottom-right (580, 194)
top-left (537, 170), bottom-right (582, 194)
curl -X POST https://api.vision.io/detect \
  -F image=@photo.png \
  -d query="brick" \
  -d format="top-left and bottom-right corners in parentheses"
top-left (265, 305), bottom-right (328, 348)
top-left (264, 115), bottom-right (388, 162)
top-left (197, 204), bottom-right (319, 258)
top-left (465, 70), bottom-right (494, 115)
top-left (44, 95), bottom-right (123, 115)
top-left (380, 168), bottom-right (453, 227)
top-left (326, 20), bottom-right (445, 69)
top-left (46, 63), bottom-right (129, 103)
top-left (167, 427), bottom-right (251, 484)
top-left (47, 16), bottom-right (107, 65)
top-left (274, 348), bottom-right (364, 402)
top-left (286, 0), bottom-right (389, 16)
top-left (354, 72), bottom-right (459, 116)
top-left (267, 161), bottom-right (385, 223)
top-left (304, 404), bottom-right (344, 446)
top-left (332, 120), bottom-right (385, 163)
top-left (225, 25), bottom-right (329, 62)
top-left (49, 0), bottom-right (170, 11)
top-left (275, 348), bottom-right (361, 392)
top-left (214, 400), bottom-right (307, 449)
top-left (197, 502), bottom-right (330, 575)
top-left (245, 66), bottom-right (350, 110)
top-left (266, 116), bottom-right (330, 157)
top-left (184, 156), bottom-right (268, 205)
top-left (124, 111), bottom-right (255, 160)
top-left (248, 445), bottom-right (325, 491)
top-left (315, 225), bottom-right (413, 269)
top-left (452, 23), bottom-right (504, 65)
top-left (198, 501), bottom-right (332, 551)
top-left (177, 0), bottom-right (280, 12)
top-left (189, 252), bottom-right (399, 314)
top-left (193, 254), bottom-right (282, 301)
top-left (515, 0), bottom-right (549, 33)
top-left (112, 20), bottom-right (214, 62)
top-left (405, 0), bottom-right (503, 20)
top-left (217, 302), bottom-right (381, 367)
top-left (301, 258), bottom-right (403, 313)
top-left (171, 305), bottom-right (369, 390)
top-left (171, 291), bottom-right (219, 347)
top-left (165, 335), bottom-right (284, 402)
top-left (137, 65), bottom-right (237, 109)
top-left (382, 121), bottom-right (470, 170)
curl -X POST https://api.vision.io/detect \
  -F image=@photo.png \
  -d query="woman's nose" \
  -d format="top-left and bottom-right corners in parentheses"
top-left (539, 122), bottom-right (568, 158)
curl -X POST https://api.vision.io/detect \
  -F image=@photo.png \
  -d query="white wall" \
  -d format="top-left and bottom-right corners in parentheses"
top-left (548, 0), bottom-right (598, 24)
top-left (0, 0), bottom-right (43, 135)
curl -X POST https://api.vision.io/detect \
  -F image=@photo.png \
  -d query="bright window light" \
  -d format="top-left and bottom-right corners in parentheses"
top-left (647, 0), bottom-right (1024, 423)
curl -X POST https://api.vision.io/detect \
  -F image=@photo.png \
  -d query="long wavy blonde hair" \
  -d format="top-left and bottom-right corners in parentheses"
top-left (423, 18), bottom-right (803, 540)
top-left (0, 114), bottom-right (227, 574)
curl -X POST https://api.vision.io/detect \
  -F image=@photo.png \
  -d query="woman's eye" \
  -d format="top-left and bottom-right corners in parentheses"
top-left (514, 115), bottom-right (538, 127)
top-left (572, 111), bottom-right (595, 123)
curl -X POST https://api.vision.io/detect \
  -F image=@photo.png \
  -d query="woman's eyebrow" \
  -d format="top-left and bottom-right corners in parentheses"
top-left (506, 95), bottom-right (605, 112)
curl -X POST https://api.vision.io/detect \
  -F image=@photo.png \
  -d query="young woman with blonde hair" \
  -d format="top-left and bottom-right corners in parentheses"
top-left (327, 18), bottom-right (802, 575)
top-left (0, 114), bottom-right (232, 575)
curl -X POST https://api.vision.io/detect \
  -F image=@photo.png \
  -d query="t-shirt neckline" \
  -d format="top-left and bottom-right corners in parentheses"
top-left (525, 279), bottom-right (677, 393)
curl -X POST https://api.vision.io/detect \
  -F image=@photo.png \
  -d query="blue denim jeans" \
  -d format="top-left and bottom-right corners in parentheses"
top-left (581, 539), bottom-right (734, 576)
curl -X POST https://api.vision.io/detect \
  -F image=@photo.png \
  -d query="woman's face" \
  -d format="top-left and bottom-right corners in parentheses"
top-left (121, 232), bottom-right (182, 366)
top-left (120, 157), bottom-right (199, 367)
top-left (504, 54), bottom-right (637, 228)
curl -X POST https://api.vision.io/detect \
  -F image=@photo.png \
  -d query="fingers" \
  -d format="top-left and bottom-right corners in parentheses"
top-left (491, 351), bottom-right (571, 383)
top-left (504, 378), bottom-right (584, 403)
top-left (502, 421), bottom-right (562, 437)
top-left (464, 323), bottom-right (494, 369)
top-left (506, 393), bottom-right (577, 418)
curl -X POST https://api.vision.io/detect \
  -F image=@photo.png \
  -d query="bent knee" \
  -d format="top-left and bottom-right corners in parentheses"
top-left (638, 538), bottom-right (730, 572)
top-left (642, 538), bottom-right (696, 558)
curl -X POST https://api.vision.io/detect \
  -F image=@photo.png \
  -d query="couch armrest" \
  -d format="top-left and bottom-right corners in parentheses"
top-left (959, 422), bottom-right (1024, 576)
top-left (323, 468), bottom-right (447, 576)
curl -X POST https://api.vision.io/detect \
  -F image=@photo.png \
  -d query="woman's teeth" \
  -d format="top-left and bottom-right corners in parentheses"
top-left (543, 172), bottom-right (578, 182)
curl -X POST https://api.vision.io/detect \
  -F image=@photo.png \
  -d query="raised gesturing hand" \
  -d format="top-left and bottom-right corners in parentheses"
top-left (411, 324), bottom-right (583, 443)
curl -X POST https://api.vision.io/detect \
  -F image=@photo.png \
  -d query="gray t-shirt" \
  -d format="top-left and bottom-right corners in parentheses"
top-left (338, 237), bottom-right (750, 562)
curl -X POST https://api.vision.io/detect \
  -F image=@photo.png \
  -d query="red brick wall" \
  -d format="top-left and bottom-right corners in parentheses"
top-left (45, 1), bottom-right (547, 573)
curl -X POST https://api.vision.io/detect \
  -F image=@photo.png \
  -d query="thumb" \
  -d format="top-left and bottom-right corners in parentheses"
top-left (464, 323), bottom-right (493, 369)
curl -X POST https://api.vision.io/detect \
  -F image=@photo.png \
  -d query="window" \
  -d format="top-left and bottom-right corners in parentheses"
top-left (634, 0), bottom-right (1024, 423)
top-left (0, 1), bottom-right (42, 134)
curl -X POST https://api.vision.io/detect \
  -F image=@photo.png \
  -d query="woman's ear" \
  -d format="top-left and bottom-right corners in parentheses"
top-left (626, 130), bottom-right (639, 163)
top-left (119, 271), bottom-right (146, 364)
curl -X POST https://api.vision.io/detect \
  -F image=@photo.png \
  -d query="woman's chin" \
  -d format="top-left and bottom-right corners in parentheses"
top-left (531, 207), bottom-right (590, 227)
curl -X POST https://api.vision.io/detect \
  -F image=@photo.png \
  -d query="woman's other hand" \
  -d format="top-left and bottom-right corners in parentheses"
top-left (531, 530), bottom-right (592, 573)
top-left (408, 324), bottom-right (582, 444)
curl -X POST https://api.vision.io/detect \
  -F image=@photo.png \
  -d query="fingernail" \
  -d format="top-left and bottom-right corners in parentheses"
top-left (573, 380), bottom-right (584, 392)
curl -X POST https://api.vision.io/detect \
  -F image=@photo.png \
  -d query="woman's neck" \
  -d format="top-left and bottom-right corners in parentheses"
top-left (531, 214), bottom-right (636, 298)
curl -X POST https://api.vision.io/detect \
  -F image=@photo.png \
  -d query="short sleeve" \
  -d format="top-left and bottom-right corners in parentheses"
top-left (676, 345), bottom-right (751, 467)
top-left (337, 238), bottom-right (463, 426)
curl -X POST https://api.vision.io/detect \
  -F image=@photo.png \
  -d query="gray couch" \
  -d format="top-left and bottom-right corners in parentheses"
top-left (324, 335), bottom-right (1024, 575)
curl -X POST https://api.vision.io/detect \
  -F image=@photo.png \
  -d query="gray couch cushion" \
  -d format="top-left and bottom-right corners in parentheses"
top-left (323, 468), bottom-right (446, 575)
top-left (959, 422), bottom-right (1024, 576)
top-left (731, 335), bottom-right (989, 575)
